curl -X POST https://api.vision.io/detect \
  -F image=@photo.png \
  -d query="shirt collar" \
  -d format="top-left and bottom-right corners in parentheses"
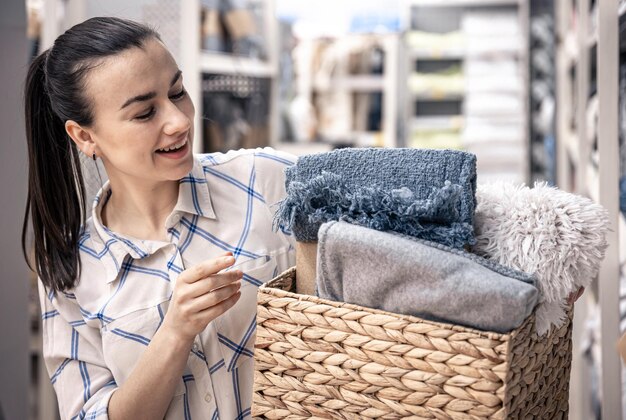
top-left (165, 157), bottom-right (216, 228)
top-left (88, 156), bottom-right (216, 283)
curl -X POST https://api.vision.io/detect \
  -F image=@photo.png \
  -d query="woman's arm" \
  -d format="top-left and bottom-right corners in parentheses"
top-left (107, 254), bottom-right (242, 420)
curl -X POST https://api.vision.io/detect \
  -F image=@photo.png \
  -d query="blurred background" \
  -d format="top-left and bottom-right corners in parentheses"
top-left (2, 0), bottom-right (626, 418)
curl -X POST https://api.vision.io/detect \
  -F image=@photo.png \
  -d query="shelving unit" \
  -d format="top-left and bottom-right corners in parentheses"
top-left (556, 0), bottom-right (624, 418)
top-left (198, 53), bottom-right (276, 77)
top-left (183, 0), bottom-right (280, 152)
top-left (43, 0), bottom-right (280, 155)
top-left (291, 33), bottom-right (400, 149)
top-left (401, 0), bottom-right (530, 184)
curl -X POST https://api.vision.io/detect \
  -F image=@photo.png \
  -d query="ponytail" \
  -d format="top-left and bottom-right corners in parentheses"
top-left (21, 17), bottom-right (160, 292)
top-left (22, 50), bottom-right (87, 292)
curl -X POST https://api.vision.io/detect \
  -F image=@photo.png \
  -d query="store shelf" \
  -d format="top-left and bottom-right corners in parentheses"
top-left (313, 75), bottom-right (385, 93)
top-left (321, 131), bottom-right (385, 148)
top-left (410, 115), bottom-right (464, 130)
top-left (409, 49), bottom-right (465, 60)
top-left (274, 141), bottom-right (334, 156)
top-left (199, 52), bottom-right (276, 77)
top-left (412, 92), bottom-right (464, 101)
top-left (410, 0), bottom-right (520, 7)
top-left (404, 0), bottom-right (528, 178)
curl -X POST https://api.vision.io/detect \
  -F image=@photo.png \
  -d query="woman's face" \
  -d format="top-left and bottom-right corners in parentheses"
top-left (80, 38), bottom-right (195, 187)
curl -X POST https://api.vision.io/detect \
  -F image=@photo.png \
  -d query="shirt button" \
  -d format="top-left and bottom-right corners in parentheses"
top-left (204, 393), bottom-right (212, 403)
top-left (192, 343), bottom-right (199, 352)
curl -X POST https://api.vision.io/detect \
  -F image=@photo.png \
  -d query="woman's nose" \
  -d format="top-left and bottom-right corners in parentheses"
top-left (162, 101), bottom-right (191, 136)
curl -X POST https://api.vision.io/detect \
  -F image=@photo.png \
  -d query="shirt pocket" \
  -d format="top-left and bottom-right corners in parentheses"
top-left (215, 255), bottom-right (277, 372)
top-left (100, 302), bottom-right (187, 397)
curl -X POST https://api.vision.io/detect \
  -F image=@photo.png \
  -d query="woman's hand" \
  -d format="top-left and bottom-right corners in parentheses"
top-left (161, 252), bottom-right (243, 343)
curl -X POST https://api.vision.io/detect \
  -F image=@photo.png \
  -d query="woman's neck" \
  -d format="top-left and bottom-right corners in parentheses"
top-left (101, 177), bottom-right (179, 242)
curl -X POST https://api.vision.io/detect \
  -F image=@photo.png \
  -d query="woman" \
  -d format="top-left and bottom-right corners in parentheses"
top-left (23, 17), bottom-right (295, 419)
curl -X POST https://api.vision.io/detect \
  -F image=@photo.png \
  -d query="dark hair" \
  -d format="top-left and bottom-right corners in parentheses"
top-left (22, 17), bottom-right (160, 292)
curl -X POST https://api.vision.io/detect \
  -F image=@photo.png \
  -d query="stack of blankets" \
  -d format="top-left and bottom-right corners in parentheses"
top-left (274, 147), bottom-right (609, 334)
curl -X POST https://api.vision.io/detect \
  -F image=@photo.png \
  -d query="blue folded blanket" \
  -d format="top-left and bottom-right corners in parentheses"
top-left (274, 148), bottom-right (477, 249)
top-left (317, 221), bottom-right (539, 333)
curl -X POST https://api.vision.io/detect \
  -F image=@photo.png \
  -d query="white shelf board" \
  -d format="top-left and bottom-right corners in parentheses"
top-left (410, 49), bottom-right (465, 60)
top-left (313, 75), bottom-right (385, 92)
top-left (273, 141), bottom-right (333, 156)
top-left (199, 52), bottom-right (276, 77)
top-left (410, 0), bottom-right (520, 6)
top-left (320, 131), bottom-right (385, 148)
top-left (412, 92), bottom-right (464, 101)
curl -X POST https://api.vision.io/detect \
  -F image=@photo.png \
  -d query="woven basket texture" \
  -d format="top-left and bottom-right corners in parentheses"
top-left (252, 268), bottom-right (572, 420)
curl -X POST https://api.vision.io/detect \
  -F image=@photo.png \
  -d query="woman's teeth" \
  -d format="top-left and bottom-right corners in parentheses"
top-left (158, 139), bottom-right (186, 152)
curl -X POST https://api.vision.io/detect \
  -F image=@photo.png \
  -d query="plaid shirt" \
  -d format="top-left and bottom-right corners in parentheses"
top-left (39, 148), bottom-right (297, 419)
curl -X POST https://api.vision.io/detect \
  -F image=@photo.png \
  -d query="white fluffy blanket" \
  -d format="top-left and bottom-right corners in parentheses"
top-left (473, 182), bottom-right (609, 335)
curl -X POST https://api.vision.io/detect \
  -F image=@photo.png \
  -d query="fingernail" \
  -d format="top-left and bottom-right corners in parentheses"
top-left (224, 256), bottom-right (235, 264)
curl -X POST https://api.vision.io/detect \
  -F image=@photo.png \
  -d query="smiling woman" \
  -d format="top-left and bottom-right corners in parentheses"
top-left (22, 16), bottom-right (296, 420)
top-left (63, 37), bottom-right (196, 241)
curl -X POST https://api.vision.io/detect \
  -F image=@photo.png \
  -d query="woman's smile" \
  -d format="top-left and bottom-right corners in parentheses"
top-left (155, 135), bottom-right (190, 159)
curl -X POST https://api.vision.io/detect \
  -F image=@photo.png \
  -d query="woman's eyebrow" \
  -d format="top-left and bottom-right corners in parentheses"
top-left (119, 70), bottom-right (183, 110)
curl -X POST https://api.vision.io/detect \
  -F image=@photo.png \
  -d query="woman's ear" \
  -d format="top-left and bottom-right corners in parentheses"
top-left (65, 120), bottom-right (97, 157)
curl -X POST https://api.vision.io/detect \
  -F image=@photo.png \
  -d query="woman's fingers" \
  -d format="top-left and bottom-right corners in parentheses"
top-left (196, 290), bottom-right (242, 321)
top-left (164, 254), bottom-right (245, 341)
top-left (187, 280), bottom-right (242, 313)
top-left (177, 253), bottom-right (235, 284)
top-left (187, 269), bottom-right (243, 299)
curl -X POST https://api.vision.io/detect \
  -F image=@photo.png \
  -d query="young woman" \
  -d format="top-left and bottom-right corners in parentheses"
top-left (23, 17), bottom-right (295, 419)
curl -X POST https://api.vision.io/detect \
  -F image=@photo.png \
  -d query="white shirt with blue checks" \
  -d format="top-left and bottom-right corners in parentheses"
top-left (39, 148), bottom-right (297, 419)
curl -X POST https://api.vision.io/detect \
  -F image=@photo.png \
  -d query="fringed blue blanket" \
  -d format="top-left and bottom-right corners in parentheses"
top-left (274, 147), bottom-right (477, 249)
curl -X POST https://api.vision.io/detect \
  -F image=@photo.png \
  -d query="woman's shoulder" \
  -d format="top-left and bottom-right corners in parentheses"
top-left (75, 217), bottom-right (108, 270)
top-left (194, 147), bottom-right (297, 169)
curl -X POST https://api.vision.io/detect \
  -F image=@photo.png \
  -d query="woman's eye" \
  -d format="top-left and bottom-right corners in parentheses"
top-left (133, 88), bottom-right (185, 121)
top-left (135, 107), bottom-right (155, 120)
top-left (170, 88), bottom-right (187, 100)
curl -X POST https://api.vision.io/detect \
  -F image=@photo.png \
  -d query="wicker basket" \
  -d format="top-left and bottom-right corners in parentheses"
top-left (252, 268), bottom-right (573, 420)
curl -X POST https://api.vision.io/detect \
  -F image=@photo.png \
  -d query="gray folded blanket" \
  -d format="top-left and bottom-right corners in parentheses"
top-left (317, 221), bottom-right (539, 333)
top-left (274, 147), bottom-right (477, 249)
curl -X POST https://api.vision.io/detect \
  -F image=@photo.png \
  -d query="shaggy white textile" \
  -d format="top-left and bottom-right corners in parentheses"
top-left (473, 182), bottom-right (609, 335)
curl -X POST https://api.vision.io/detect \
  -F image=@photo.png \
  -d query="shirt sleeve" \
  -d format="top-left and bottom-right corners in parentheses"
top-left (252, 147), bottom-right (297, 208)
top-left (39, 281), bottom-right (117, 419)
top-left (253, 146), bottom-right (298, 256)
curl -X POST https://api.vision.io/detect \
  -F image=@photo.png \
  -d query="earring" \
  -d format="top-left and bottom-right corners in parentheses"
top-left (92, 153), bottom-right (96, 161)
